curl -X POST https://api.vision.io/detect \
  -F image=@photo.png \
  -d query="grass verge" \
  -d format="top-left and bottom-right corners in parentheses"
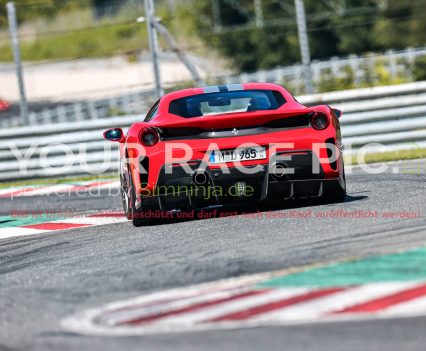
top-left (346, 148), bottom-right (426, 166)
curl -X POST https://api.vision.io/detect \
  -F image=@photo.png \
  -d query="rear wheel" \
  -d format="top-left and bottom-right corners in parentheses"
top-left (322, 167), bottom-right (346, 203)
top-left (120, 167), bottom-right (131, 220)
top-left (120, 166), bottom-right (148, 227)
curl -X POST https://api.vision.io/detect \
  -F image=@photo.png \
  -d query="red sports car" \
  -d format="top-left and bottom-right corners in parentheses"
top-left (0, 98), bottom-right (10, 112)
top-left (104, 83), bottom-right (346, 226)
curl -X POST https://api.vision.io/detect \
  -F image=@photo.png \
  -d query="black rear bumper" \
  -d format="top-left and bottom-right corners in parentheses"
top-left (137, 151), bottom-right (334, 212)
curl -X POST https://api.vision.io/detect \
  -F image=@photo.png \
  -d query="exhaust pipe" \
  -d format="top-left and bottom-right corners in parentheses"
top-left (193, 171), bottom-right (209, 186)
top-left (272, 164), bottom-right (286, 178)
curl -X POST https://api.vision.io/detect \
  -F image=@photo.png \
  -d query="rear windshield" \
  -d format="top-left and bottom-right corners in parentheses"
top-left (169, 90), bottom-right (286, 118)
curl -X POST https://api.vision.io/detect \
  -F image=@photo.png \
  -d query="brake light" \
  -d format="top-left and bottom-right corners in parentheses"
top-left (310, 112), bottom-right (330, 130)
top-left (139, 127), bottom-right (160, 146)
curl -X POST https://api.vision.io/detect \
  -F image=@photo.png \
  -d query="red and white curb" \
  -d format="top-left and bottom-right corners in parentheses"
top-left (0, 212), bottom-right (128, 240)
top-left (0, 180), bottom-right (120, 198)
top-left (62, 274), bottom-right (426, 336)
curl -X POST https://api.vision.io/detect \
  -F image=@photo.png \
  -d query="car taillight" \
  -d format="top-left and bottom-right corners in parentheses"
top-left (139, 127), bottom-right (160, 146)
top-left (310, 112), bottom-right (330, 130)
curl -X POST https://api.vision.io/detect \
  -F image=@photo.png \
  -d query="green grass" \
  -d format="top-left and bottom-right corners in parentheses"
top-left (0, 23), bottom-right (148, 62)
top-left (346, 148), bottom-right (426, 165)
top-left (0, 173), bottom-right (118, 189)
top-left (0, 3), bottom-right (205, 63)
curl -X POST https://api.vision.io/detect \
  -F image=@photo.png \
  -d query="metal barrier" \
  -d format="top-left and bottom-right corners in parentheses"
top-left (221, 47), bottom-right (426, 87)
top-left (0, 81), bottom-right (425, 181)
top-left (2, 47), bottom-right (426, 128)
top-left (0, 90), bottom-right (157, 129)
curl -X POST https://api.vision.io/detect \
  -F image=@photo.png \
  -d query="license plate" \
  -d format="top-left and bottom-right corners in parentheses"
top-left (209, 147), bottom-right (267, 163)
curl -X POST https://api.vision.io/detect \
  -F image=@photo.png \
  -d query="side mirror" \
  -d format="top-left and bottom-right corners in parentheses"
top-left (332, 109), bottom-right (342, 118)
top-left (103, 128), bottom-right (125, 142)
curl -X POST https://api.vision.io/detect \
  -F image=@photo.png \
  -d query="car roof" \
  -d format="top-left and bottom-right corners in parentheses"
top-left (159, 83), bottom-right (295, 113)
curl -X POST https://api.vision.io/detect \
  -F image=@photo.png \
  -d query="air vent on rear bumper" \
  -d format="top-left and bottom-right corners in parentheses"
top-left (139, 156), bottom-right (149, 187)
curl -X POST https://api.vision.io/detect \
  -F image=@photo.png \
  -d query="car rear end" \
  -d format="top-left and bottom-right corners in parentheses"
top-left (131, 84), bottom-right (344, 212)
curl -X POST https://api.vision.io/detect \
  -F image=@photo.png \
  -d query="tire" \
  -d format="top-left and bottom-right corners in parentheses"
top-left (120, 166), bottom-right (148, 227)
top-left (120, 168), bottom-right (132, 220)
top-left (322, 165), bottom-right (346, 204)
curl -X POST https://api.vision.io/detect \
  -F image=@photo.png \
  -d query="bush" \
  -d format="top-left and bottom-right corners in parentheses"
top-left (316, 66), bottom-right (356, 93)
top-left (413, 56), bottom-right (426, 81)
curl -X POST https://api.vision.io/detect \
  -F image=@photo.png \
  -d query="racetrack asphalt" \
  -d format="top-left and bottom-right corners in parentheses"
top-left (0, 159), bottom-right (425, 351)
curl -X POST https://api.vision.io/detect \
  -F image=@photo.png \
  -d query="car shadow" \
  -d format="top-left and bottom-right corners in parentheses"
top-left (343, 194), bottom-right (369, 203)
top-left (139, 193), bottom-right (369, 227)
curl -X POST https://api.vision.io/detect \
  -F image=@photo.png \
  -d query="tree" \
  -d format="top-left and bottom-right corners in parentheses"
top-left (0, 0), bottom-right (90, 29)
top-left (372, 0), bottom-right (426, 49)
top-left (184, 0), bottom-right (299, 72)
top-left (179, 0), bottom-right (381, 72)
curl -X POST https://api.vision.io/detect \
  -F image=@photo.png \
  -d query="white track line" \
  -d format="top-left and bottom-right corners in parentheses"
top-left (382, 295), bottom-right (426, 316)
top-left (18, 184), bottom-right (76, 196)
top-left (0, 180), bottom-right (120, 198)
top-left (100, 286), bottom-right (262, 326)
top-left (0, 227), bottom-right (47, 239)
top-left (158, 288), bottom-right (309, 327)
top-left (97, 181), bottom-right (120, 190)
top-left (251, 282), bottom-right (421, 322)
top-left (0, 213), bottom-right (128, 240)
top-left (57, 216), bottom-right (127, 226)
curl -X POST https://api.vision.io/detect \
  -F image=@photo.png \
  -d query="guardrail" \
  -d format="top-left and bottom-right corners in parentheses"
top-left (0, 81), bottom-right (425, 181)
top-left (2, 46), bottom-right (426, 129)
top-left (221, 47), bottom-right (426, 88)
top-left (0, 90), bottom-right (157, 129)
top-left (220, 48), bottom-right (426, 89)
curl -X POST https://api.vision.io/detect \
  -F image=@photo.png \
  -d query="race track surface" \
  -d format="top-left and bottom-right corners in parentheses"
top-left (0, 159), bottom-right (425, 351)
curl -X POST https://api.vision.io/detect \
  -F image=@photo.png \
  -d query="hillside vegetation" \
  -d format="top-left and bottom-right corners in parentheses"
top-left (0, 0), bottom-right (425, 74)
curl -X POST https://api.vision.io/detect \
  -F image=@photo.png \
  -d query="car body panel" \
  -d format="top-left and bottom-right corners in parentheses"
top-left (105, 83), bottom-right (344, 214)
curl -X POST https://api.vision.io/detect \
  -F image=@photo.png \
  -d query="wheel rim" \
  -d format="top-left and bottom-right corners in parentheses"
top-left (120, 171), bottom-right (131, 218)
